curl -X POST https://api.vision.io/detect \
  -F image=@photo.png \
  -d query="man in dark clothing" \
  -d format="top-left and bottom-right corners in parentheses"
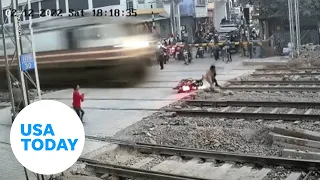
top-left (73, 85), bottom-right (85, 122)
top-left (213, 45), bottom-right (220, 60)
top-left (156, 43), bottom-right (166, 70)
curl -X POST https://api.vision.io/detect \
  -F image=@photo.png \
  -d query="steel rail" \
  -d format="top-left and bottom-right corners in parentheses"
top-left (78, 158), bottom-right (207, 180)
top-left (228, 80), bottom-right (320, 85)
top-left (82, 137), bottom-right (320, 169)
top-left (44, 97), bottom-right (178, 101)
top-left (184, 100), bottom-right (320, 108)
top-left (256, 67), bottom-right (320, 71)
top-left (251, 72), bottom-right (320, 76)
top-left (220, 86), bottom-right (320, 92)
top-left (165, 109), bottom-right (320, 121)
top-left (120, 142), bottom-right (320, 169)
top-left (82, 107), bottom-right (161, 111)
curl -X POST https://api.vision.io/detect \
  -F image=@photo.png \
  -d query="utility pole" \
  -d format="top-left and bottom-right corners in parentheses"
top-left (287, 0), bottom-right (301, 58)
top-left (150, 2), bottom-right (156, 34)
top-left (294, 0), bottom-right (300, 56)
top-left (0, 0), bottom-right (42, 178)
top-left (288, 0), bottom-right (295, 58)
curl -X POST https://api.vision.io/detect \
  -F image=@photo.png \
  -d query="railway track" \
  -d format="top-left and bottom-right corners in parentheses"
top-left (78, 137), bottom-right (320, 180)
top-left (228, 80), bottom-right (320, 85)
top-left (181, 100), bottom-right (320, 121)
top-left (221, 85), bottom-right (320, 92)
top-left (251, 72), bottom-right (320, 76)
top-left (256, 67), bottom-right (320, 71)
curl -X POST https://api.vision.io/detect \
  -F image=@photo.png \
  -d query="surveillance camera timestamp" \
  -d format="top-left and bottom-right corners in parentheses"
top-left (92, 8), bottom-right (137, 17)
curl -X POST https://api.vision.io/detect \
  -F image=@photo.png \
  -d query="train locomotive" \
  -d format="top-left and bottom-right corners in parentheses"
top-left (0, 16), bottom-right (156, 88)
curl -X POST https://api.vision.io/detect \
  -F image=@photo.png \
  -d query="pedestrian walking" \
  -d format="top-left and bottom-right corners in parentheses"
top-left (72, 84), bottom-right (85, 122)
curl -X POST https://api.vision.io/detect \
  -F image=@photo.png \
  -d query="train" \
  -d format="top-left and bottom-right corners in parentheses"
top-left (0, 16), bottom-right (156, 88)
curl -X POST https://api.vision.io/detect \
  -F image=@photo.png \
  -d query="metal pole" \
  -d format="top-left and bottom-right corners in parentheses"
top-left (12, 0), bottom-right (28, 106)
top-left (171, 0), bottom-right (176, 37)
top-left (28, 0), bottom-right (41, 100)
top-left (294, 0), bottom-right (300, 56)
top-left (169, 0), bottom-right (174, 35)
top-left (0, 0), bottom-right (15, 116)
top-left (23, 167), bottom-right (29, 180)
top-left (288, 0), bottom-right (295, 58)
top-left (151, 4), bottom-right (155, 34)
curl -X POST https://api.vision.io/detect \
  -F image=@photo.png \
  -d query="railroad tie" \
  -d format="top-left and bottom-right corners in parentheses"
top-left (270, 108), bottom-right (279, 114)
top-left (253, 107), bottom-right (263, 113)
top-left (151, 158), bottom-right (185, 173)
top-left (254, 107), bottom-right (264, 122)
top-left (304, 108), bottom-right (313, 115)
top-left (284, 172), bottom-right (302, 180)
top-left (170, 157), bottom-right (218, 178)
top-left (236, 107), bottom-right (247, 112)
top-left (130, 157), bottom-right (154, 169)
top-left (220, 106), bottom-right (231, 112)
top-left (236, 107), bottom-right (247, 121)
top-left (219, 106), bottom-right (231, 121)
top-left (287, 108), bottom-right (296, 114)
top-left (172, 158), bottom-right (202, 174)
top-left (205, 163), bottom-right (233, 179)
top-left (223, 166), bottom-right (253, 180)
top-left (242, 168), bottom-right (272, 180)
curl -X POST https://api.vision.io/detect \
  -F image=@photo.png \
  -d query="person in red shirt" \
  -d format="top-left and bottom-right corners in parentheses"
top-left (73, 85), bottom-right (85, 122)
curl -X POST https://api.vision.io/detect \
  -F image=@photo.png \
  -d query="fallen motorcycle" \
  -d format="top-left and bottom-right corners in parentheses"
top-left (173, 77), bottom-right (204, 93)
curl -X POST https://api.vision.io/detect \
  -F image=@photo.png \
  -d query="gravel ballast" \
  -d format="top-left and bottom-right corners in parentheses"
top-left (114, 70), bottom-right (320, 158)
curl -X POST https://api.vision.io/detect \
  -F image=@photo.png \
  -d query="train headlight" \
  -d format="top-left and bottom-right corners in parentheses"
top-left (114, 41), bottom-right (150, 48)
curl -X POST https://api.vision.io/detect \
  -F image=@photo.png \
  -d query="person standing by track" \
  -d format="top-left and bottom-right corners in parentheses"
top-left (73, 85), bottom-right (85, 122)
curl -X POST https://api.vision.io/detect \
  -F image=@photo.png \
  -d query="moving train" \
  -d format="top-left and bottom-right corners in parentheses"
top-left (0, 16), bottom-right (156, 88)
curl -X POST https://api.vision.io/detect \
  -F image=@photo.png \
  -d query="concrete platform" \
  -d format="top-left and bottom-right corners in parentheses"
top-left (0, 56), bottom-right (261, 179)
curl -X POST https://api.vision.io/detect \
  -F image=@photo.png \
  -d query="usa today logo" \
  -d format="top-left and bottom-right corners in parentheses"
top-left (10, 100), bottom-right (85, 175)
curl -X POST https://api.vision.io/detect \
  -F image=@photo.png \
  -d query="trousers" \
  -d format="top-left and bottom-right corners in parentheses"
top-left (74, 107), bottom-right (84, 121)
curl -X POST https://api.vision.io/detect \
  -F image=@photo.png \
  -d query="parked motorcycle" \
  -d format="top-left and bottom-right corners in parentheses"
top-left (195, 46), bottom-right (205, 59)
top-left (163, 50), bottom-right (169, 64)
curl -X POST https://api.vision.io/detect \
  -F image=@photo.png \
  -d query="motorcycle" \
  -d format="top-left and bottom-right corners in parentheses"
top-left (169, 46), bottom-right (176, 57)
top-left (176, 47), bottom-right (184, 61)
top-left (195, 46), bottom-right (204, 59)
top-left (173, 77), bottom-right (204, 93)
top-left (163, 50), bottom-right (169, 64)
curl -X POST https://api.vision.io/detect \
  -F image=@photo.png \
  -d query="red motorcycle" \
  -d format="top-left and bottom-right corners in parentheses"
top-left (173, 77), bottom-right (204, 93)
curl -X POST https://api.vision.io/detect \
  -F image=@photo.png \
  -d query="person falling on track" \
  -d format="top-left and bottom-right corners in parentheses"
top-left (203, 65), bottom-right (220, 90)
top-left (73, 84), bottom-right (85, 123)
